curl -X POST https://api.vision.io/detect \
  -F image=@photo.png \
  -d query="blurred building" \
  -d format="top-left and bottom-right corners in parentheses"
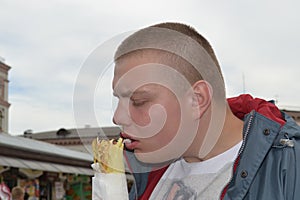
top-left (23, 126), bottom-right (121, 153)
top-left (282, 109), bottom-right (300, 125)
top-left (0, 59), bottom-right (10, 133)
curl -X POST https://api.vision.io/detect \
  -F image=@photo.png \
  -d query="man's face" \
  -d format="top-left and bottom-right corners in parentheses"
top-left (112, 55), bottom-right (198, 163)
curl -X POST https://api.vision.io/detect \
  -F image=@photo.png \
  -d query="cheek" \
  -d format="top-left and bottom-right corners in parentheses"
top-left (129, 102), bottom-right (180, 139)
top-left (148, 104), bottom-right (181, 150)
top-left (163, 104), bottom-right (181, 134)
top-left (129, 106), bottom-right (151, 126)
top-left (155, 101), bottom-right (181, 135)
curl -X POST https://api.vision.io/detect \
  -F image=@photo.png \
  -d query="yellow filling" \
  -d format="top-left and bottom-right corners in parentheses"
top-left (92, 137), bottom-right (125, 173)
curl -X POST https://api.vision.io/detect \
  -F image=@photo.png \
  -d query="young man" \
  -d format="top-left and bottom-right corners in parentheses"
top-left (112, 22), bottom-right (300, 199)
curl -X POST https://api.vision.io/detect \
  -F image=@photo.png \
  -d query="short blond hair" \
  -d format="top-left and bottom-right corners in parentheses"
top-left (11, 186), bottom-right (24, 200)
top-left (151, 22), bottom-right (220, 70)
top-left (114, 22), bottom-right (224, 85)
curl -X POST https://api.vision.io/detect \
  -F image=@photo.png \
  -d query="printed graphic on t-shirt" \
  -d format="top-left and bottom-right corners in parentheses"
top-left (164, 180), bottom-right (197, 200)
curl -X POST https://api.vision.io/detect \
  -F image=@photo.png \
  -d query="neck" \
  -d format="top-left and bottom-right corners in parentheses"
top-left (184, 104), bottom-right (243, 163)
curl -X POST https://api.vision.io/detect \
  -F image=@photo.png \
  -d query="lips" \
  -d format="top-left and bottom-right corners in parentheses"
top-left (120, 132), bottom-right (139, 150)
top-left (123, 138), bottom-right (133, 144)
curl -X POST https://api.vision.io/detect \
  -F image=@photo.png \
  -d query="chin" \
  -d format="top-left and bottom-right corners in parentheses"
top-left (134, 150), bottom-right (178, 166)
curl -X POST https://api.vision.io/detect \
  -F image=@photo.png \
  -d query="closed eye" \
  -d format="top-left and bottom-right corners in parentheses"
top-left (131, 98), bottom-right (147, 107)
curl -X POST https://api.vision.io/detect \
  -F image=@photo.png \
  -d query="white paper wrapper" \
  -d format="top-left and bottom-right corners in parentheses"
top-left (92, 172), bottom-right (129, 200)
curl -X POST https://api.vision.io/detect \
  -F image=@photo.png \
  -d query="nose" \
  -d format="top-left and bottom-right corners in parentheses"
top-left (113, 100), bottom-right (131, 126)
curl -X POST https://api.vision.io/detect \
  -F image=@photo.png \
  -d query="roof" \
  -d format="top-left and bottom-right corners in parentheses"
top-left (0, 133), bottom-right (94, 175)
top-left (0, 155), bottom-right (93, 175)
top-left (23, 126), bottom-right (121, 140)
top-left (0, 133), bottom-right (92, 162)
top-left (281, 109), bottom-right (300, 113)
top-left (0, 60), bottom-right (11, 71)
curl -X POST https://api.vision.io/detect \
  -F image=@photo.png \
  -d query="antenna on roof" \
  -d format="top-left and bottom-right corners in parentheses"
top-left (274, 94), bottom-right (279, 105)
top-left (242, 73), bottom-right (246, 94)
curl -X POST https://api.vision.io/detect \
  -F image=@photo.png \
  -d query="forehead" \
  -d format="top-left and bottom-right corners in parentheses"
top-left (112, 52), bottom-right (192, 97)
top-left (114, 53), bottom-right (157, 77)
top-left (113, 56), bottom-right (164, 96)
top-left (113, 54), bottom-right (164, 88)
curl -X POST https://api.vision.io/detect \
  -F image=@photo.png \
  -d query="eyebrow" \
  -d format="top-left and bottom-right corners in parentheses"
top-left (113, 90), bottom-right (131, 98)
top-left (113, 89), bottom-right (152, 98)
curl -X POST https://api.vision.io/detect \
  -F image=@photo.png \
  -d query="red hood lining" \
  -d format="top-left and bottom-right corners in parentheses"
top-left (228, 94), bottom-right (285, 126)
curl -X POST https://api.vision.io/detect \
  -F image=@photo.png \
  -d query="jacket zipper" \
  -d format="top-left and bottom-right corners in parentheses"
top-left (238, 111), bottom-right (254, 155)
top-left (220, 111), bottom-right (254, 200)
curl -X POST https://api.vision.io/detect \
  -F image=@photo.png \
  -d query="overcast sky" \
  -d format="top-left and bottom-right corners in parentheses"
top-left (0, 0), bottom-right (299, 135)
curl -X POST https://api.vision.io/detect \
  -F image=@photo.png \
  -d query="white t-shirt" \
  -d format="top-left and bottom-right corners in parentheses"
top-left (150, 142), bottom-right (242, 200)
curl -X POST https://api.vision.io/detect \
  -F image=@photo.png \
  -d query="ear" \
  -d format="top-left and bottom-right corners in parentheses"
top-left (191, 80), bottom-right (213, 119)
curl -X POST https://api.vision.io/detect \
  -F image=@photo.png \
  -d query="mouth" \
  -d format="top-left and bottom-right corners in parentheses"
top-left (120, 132), bottom-right (139, 150)
top-left (123, 138), bottom-right (133, 144)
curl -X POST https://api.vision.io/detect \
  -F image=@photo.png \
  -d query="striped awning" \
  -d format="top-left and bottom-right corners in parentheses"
top-left (0, 155), bottom-right (93, 176)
